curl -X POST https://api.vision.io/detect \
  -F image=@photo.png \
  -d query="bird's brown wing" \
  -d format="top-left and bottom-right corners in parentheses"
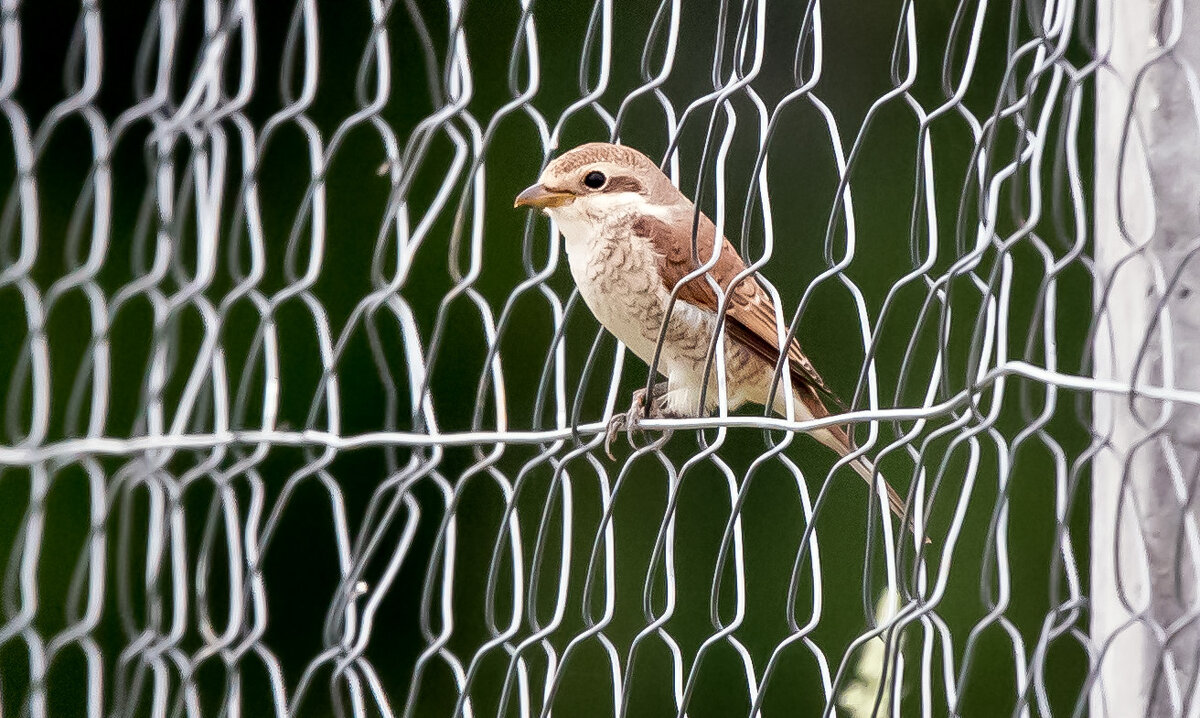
top-left (631, 211), bottom-right (844, 407)
top-left (633, 211), bottom-right (921, 532)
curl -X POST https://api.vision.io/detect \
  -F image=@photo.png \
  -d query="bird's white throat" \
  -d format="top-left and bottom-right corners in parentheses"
top-left (547, 191), bottom-right (673, 254)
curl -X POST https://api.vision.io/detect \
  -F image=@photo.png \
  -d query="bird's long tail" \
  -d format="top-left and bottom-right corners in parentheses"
top-left (813, 425), bottom-right (930, 544)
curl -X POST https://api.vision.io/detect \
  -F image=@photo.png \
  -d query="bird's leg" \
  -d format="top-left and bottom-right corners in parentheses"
top-left (604, 381), bottom-right (671, 459)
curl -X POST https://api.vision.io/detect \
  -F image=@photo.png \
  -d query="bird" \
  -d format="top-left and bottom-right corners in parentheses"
top-left (514, 141), bottom-right (920, 539)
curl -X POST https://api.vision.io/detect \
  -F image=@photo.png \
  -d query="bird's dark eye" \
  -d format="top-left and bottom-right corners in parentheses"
top-left (583, 171), bottom-right (606, 189)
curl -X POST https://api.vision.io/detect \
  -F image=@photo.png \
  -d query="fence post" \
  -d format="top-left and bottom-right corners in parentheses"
top-left (1093, 0), bottom-right (1200, 715)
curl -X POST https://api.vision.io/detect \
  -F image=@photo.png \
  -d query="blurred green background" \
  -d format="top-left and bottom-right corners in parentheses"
top-left (0, 0), bottom-right (1095, 716)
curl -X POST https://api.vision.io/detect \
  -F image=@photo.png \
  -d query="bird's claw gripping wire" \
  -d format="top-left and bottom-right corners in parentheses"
top-left (604, 384), bottom-right (671, 460)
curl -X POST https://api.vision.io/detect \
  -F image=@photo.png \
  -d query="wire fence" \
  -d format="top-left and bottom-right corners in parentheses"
top-left (0, 0), bottom-right (1194, 716)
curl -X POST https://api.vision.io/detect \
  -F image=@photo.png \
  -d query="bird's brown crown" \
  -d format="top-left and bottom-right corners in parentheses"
top-left (540, 142), bottom-right (682, 204)
top-left (546, 142), bottom-right (658, 176)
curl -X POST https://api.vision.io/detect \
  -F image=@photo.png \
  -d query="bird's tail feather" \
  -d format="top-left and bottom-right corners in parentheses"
top-left (814, 426), bottom-right (930, 545)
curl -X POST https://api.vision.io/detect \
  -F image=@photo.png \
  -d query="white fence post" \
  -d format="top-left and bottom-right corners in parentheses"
top-left (1094, 0), bottom-right (1200, 715)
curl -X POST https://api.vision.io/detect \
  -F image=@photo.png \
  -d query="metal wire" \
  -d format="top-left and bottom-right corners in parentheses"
top-left (0, 0), bottom-right (1192, 716)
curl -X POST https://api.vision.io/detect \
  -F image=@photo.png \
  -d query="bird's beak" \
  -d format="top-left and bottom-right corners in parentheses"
top-left (513, 183), bottom-right (575, 209)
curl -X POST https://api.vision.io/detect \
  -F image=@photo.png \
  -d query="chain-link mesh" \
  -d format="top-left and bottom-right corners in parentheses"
top-left (0, 0), bottom-right (1193, 716)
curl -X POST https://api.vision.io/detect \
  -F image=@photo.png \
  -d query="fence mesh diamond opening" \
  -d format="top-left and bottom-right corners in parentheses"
top-left (1, 0), bottom-right (1197, 716)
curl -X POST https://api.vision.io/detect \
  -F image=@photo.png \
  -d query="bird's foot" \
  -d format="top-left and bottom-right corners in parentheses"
top-left (604, 386), bottom-right (672, 460)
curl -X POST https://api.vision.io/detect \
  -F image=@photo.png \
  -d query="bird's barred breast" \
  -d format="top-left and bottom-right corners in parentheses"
top-left (563, 221), bottom-right (770, 414)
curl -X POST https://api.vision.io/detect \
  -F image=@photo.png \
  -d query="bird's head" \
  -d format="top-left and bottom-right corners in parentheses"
top-left (514, 142), bottom-right (682, 238)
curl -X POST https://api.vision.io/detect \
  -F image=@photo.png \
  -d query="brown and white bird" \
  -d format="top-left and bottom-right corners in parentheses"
top-left (514, 142), bottom-right (914, 531)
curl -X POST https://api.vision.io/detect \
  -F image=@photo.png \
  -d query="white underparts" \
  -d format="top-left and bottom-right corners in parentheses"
top-left (548, 196), bottom-right (777, 417)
